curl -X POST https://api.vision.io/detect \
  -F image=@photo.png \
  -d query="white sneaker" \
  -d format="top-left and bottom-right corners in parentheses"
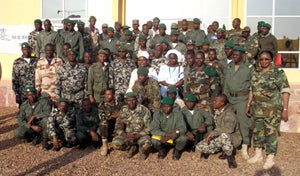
top-left (248, 148), bottom-right (263, 163)
top-left (241, 144), bottom-right (249, 160)
top-left (263, 154), bottom-right (275, 169)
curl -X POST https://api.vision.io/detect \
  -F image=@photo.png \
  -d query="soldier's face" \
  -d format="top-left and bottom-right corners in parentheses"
top-left (261, 27), bottom-right (270, 35)
top-left (212, 22), bottom-right (219, 31)
top-left (137, 57), bottom-right (148, 67)
top-left (44, 21), bottom-right (51, 31)
top-left (102, 27), bottom-right (108, 33)
top-left (182, 21), bottom-right (188, 30)
top-left (158, 28), bottom-right (165, 35)
top-left (83, 52), bottom-right (92, 64)
top-left (35, 23), bottom-right (42, 31)
top-left (153, 20), bottom-right (159, 28)
top-left (154, 46), bottom-right (163, 58)
top-left (115, 24), bottom-right (121, 31)
top-left (213, 97), bottom-right (224, 109)
top-left (118, 50), bottom-right (127, 58)
top-left (167, 92), bottom-right (176, 101)
top-left (170, 35), bottom-right (178, 42)
top-left (187, 44), bottom-right (195, 51)
top-left (21, 47), bottom-right (31, 58)
top-left (45, 46), bottom-right (54, 58)
top-left (89, 19), bottom-right (96, 26)
top-left (82, 100), bottom-right (92, 113)
top-left (259, 52), bottom-right (272, 69)
top-left (138, 74), bottom-right (148, 84)
top-left (108, 31), bottom-right (114, 38)
top-left (104, 90), bottom-right (115, 102)
top-left (125, 35), bottom-right (132, 41)
top-left (162, 104), bottom-right (172, 115)
top-left (185, 101), bottom-right (196, 110)
top-left (242, 31), bottom-right (250, 38)
top-left (26, 92), bottom-right (37, 104)
top-left (139, 39), bottom-right (147, 47)
top-left (224, 47), bottom-right (233, 57)
top-left (63, 45), bottom-right (70, 56)
top-left (68, 51), bottom-right (77, 62)
top-left (77, 25), bottom-right (84, 32)
top-left (97, 53), bottom-right (106, 63)
top-left (195, 53), bottom-right (204, 66)
top-left (232, 19), bottom-right (240, 29)
top-left (126, 97), bottom-right (137, 110)
top-left (132, 23), bottom-right (139, 30)
top-left (58, 102), bottom-right (68, 113)
top-left (202, 44), bottom-right (209, 52)
top-left (67, 23), bottom-right (74, 31)
top-left (208, 51), bottom-right (217, 61)
top-left (233, 51), bottom-right (244, 63)
top-left (216, 31), bottom-right (224, 39)
top-left (142, 25), bottom-right (149, 34)
top-left (186, 54), bottom-right (195, 67)
top-left (193, 23), bottom-right (199, 30)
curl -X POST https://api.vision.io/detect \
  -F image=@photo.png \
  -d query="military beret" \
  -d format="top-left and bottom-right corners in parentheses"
top-left (139, 34), bottom-right (147, 40)
top-left (242, 26), bottom-right (251, 32)
top-left (111, 51), bottom-right (119, 56)
top-left (77, 20), bottom-right (85, 26)
top-left (137, 67), bottom-right (149, 75)
top-left (257, 21), bottom-right (265, 26)
top-left (203, 39), bottom-right (210, 45)
top-left (21, 42), bottom-right (31, 48)
top-left (115, 21), bottom-right (122, 25)
top-left (125, 29), bottom-right (133, 36)
top-left (158, 23), bottom-right (166, 29)
top-left (119, 44), bottom-right (127, 51)
top-left (59, 97), bottom-right (69, 104)
top-left (262, 23), bottom-right (271, 29)
top-left (34, 19), bottom-right (42, 23)
top-left (131, 53), bottom-right (137, 58)
top-left (98, 49), bottom-right (108, 55)
top-left (138, 51), bottom-right (149, 59)
top-left (67, 19), bottom-right (76, 25)
top-left (89, 16), bottom-right (97, 21)
top-left (224, 41), bottom-right (235, 48)
top-left (193, 18), bottom-right (201, 24)
top-left (186, 39), bottom-right (195, 45)
top-left (161, 97), bottom-right (174, 105)
top-left (170, 30), bottom-right (179, 35)
top-left (167, 85), bottom-right (177, 93)
top-left (161, 39), bottom-right (169, 45)
top-left (233, 46), bottom-right (246, 53)
top-left (171, 23), bottom-right (178, 29)
top-left (108, 27), bottom-right (115, 32)
top-left (153, 17), bottom-right (160, 21)
top-left (62, 18), bottom-right (69, 24)
top-left (25, 87), bottom-right (36, 92)
top-left (122, 25), bottom-right (131, 29)
top-left (132, 19), bottom-right (139, 24)
top-left (125, 92), bottom-right (136, 98)
top-left (185, 94), bottom-right (197, 102)
top-left (216, 28), bottom-right (225, 33)
top-left (102, 23), bottom-right (108, 28)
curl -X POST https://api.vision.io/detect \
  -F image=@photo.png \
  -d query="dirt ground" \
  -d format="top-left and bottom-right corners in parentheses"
top-left (1, 107), bottom-right (300, 176)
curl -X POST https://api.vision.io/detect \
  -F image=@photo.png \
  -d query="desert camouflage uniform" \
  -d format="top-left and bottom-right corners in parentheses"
top-left (84, 26), bottom-right (100, 51)
top-left (196, 104), bottom-right (242, 156)
top-left (35, 30), bottom-right (62, 58)
top-left (132, 77), bottom-right (161, 113)
top-left (56, 62), bottom-right (87, 105)
top-left (47, 107), bottom-right (77, 144)
top-left (28, 30), bottom-right (41, 54)
top-left (250, 66), bottom-right (290, 155)
top-left (238, 36), bottom-right (259, 65)
top-left (35, 57), bottom-right (63, 101)
top-left (12, 57), bottom-right (37, 104)
top-left (210, 39), bottom-right (227, 61)
top-left (112, 104), bottom-right (152, 152)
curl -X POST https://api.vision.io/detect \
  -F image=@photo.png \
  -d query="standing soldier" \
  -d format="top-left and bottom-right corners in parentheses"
top-left (77, 20), bottom-right (93, 54)
top-left (169, 30), bottom-right (187, 54)
top-left (150, 45), bottom-right (166, 74)
top-left (259, 23), bottom-right (278, 59)
top-left (227, 18), bottom-right (243, 44)
top-left (99, 23), bottom-right (108, 43)
top-left (186, 18), bottom-right (206, 50)
top-left (111, 92), bottom-right (152, 159)
top-left (12, 42), bottom-right (38, 105)
top-left (150, 23), bottom-right (170, 49)
top-left (131, 19), bottom-right (141, 41)
top-left (84, 16), bottom-right (100, 56)
top-left (28, 19), bottom-right (43, 54)
top-left (101, 27), bottom-right (118, 54)
top-left (210, 28), bottom-right (227, 61)
top-left (238, 26), bottom-right (259, 65)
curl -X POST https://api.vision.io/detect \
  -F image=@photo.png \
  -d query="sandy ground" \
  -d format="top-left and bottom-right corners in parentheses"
top-left (1, 107), bottom-right (300, 176)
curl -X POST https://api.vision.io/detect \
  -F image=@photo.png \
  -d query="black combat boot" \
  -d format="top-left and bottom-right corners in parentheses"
top-left (227, 154), bottom-right (237, 168)
top-left (218, 152), bottom-right (227, 160)
top-left (172, 149), bottom-right (182, 160)
top-left (158, 148), bottom-right (167, 159)
top-left (200, 153), bottom-right (209, 159)
top-left (42, 137), bottom-right (50, 150)
top-left (32, 134), bottom-right (41, 146)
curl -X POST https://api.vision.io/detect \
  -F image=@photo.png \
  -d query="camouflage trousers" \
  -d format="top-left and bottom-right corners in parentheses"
top-left (52, 125), bottom-right (77, 145)
top-left (253, 116), bottom-right (281, 155)
top-left (112, 135), bottom-right (152, 153)
top-left (98, 119), bottom-right (116, 140)
top-left (196, 133), bottom-right (234, 156)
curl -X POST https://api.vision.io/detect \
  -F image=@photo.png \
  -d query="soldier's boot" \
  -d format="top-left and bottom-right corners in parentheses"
top-left (32, 134), bottom-right (41, 146)
top-left (227, 154), bottom-right (237, 169)
top-left (241, 144), bottom-right (250, 160)
top-left (42, 137), bottom-right (49, 150)
top-left (158, 148), bottom-right (167, 159)
top-left (100, 140), bottom-right (109, 156)
top-left (263, 154), bottom-right (275, 170)
top-left (172, 149), bottom-right (182, 160)
top-left (200, 153), bottom-right (209, 159)
top-left (218, 152), bottom-right (227, 160)
top-left (126, 145), bottom-right (138, 158)
top-left (248, 148), bottom-right (263, 163)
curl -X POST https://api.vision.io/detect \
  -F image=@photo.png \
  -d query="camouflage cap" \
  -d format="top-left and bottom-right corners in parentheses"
top-left (21, 42), bottom-right (31, 48)
top-left (125, 29), bottom-right (133, 36)
top-left (167, 85), bottom-right (177, 93)
top-left (59, 97), bottom-right (69, 104)
top-left (171, 23), bottom-right (178, 29)
top-left (34, 19), bottom-right (42, 23)
top-left (185, 94), bottom-right (197, 102)
top-left (186, 39), bottom-right (195, 45)
top-left (132, 19), bottom-right (139, 25)
top-left (115, 21), bottom-right (122, 25)
top-left (158, 23), bottom-right (166, 29)
top-left (102, 23), bottom-right (108, 28)
top-left (161, 97), bottom-right (174, 105)
top-left (170, 30), bottom-right (179, 35)
top-left (216, 28), bottom-right (225, 33)
top-left (89, 16), bottom-right (97, 21)
top-left (108, 27), bottom-right (115, 32)
top-left (25, 87), bottom-right (36, 92)
top-left (137, 67), bottom-right (149, 75)
top-left (125, 92), bottom-right (136, 98)
top-left (98, 49), bottom-right (108, 55)
top-left (139, 34), bottom-right (147, 40)
top-left (224, 41), bottom-right (234, 48)
top-left (233, 46), bottom-right (246, 53)
top-left (193, 18), bottom-right (201, 24)
top-left (77, 20), bottom-right (85, 26)
top-left (242, 26), bottom-right (251, 32)
top-left (153, 17), bottom-right (160, 21)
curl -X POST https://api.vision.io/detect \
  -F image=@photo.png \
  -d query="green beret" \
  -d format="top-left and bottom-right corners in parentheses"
top-left (161, 39), bottom-right (169, 45)
top-left (119, 44), bottom-right (127, 51)
top-left (139, 34), bottom-right (147, 40)
top-left (77, 20), bottom-right (85, 26)
top-left (153, 17), bottom-right (160, 21)
top-left (108, 27), bottom-right (115, 32)
top-left (125, 30), bottom-right (132, 36)
top-left (203, 39), bottom-right (210, 45)
top-left (68, 20), bottom-right (75, 25)
top-left (257, 21), bottom-right (265, 26)
top-left (170, 30), bottom-right (179, 35)
top-left (167, 85), bottom-right (177, 93)
top-left (131, 53), bottom-right (137, 58)
top-left (25, 87), bottom-right (36, 92)
top-left (233, 46), bottom-right (246, 53)
top-left (59, 97), bottom-right (69, 104)
top-left (216, 28), bottom-right (225, 33)
top-left (161, 97), bottom-right (174, 105)
top-left (98, 49), bottom-right (108, 55)
top-left (125, 92), bottom-right (136, 98)
top-left (193, 18), bottom-right (201, 24)
top-left (262, 23), bottom-right (271, 29)
top-left (89, 16), bottom-right (97, 21)
top-left (224, 41), bottom-right (234, 48)
top-left (111, 51), bottom-right (119, 56)
top-left (158, 23), bottom-right (166, 29)
top-left (185, 94), bottom-right (197, 102)
top-left (21, 42), bottom-right (31, 48)
top-left (137, 67), bottom-right (149, 75)
top-left (34, 19), bottom-right (42, 23)
top-left (186, 39), bottom-right (195, 45)
top-left (115, 21), bottom-right (122, 25)
top-left (62, 18), bottom-right (69, 24)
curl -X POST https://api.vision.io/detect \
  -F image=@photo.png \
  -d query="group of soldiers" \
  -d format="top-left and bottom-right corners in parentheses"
top-left (12, 16), bottom-right (280, 169)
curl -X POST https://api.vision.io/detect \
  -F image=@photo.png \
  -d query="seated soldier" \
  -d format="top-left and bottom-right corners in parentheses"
top-left (150, 97), bottom-right (188, 160)
top-left (98, 88), bottom-right (122, 156)
top-left (47, 98), bottom-right (77, 151)
top-left (76, 98), bottom-right (101, 149)
top-left (181, 94), bottom-right (214, 151)
top-left (166, 85), bottom-right (185, 109)
top-left (196, 94), bottom-right (242, 169)
top-left (132, 67), bottom-right (161, 113)
top-left (111, 92), bottom-right (152, 160)
top-left (14, 87), bottom-right (51, 150)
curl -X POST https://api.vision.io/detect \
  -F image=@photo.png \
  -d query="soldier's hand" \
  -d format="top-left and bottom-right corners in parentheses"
top-left (28, 115), bottom-right (36, 124)
top-left (205, 133), bottom-right (213, 144)
top-left (89, 95), bottom-right (96, 105)
top-left (186, 131), bottom-right (195, 141)
top-left (198, 123), bottom-right (207, 133)
top-left (245, 104), bottom-right (251, 117)
top-left (160, 135), bottom-right (170, 143)
top-left (31, 125), bottom-right (42, 133)
top-left (89, 131), bottom-right (99, 141)
top-left (197, 103), bottom-right (206, 109)
top-left (16, 95), bottom-right (21, 104)
top-left (281, 110), bottom-right (288, 122)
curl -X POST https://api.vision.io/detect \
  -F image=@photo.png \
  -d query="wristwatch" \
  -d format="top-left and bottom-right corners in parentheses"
top-left (176, 130), bottom-right (180, 134)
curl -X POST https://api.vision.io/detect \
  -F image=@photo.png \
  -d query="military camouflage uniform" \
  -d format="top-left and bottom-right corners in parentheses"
top-left (250, 66), bottom-right (290, 155)
top-left (196, 104), bottom-right (242, 156)
top-left (56, 62), bottom-right (87, 105)
top-left (35, 57), bottom-right (63, 100)
top-left (112, 104), bottom-right (152, 152)
top-left (108, 58), bottom-right (136, 103)
top-left (84, 26), bottom-right (100, 51)
top-left (47, 107), bottom-right (77, 145)
top-left (132, 77), bottom-right (161, 113)
top-left (238, 36), bottom-right (259, 65)
top-left (150, 56), bottom-right (166, 74)
top-left (210, 39), bottom-right (227, 61)
top-left (28, 30), bottom-right (41, 54)
top-left (186, 29), bottom-right (206, 48)
top-left (227, 29), bottom-right (242, 45)
top-left (12, 57), bottom-right (37, 104)
top-left (80, 31), bottom-right (93, 53)
top-left (14, 97), bottom-right (51, 139)
top-left (35, 30), bottom-right (62, 58)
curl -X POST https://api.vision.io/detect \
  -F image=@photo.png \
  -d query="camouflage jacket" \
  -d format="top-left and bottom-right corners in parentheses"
top-left (150, 57), bottom-right (166, 74)
top-left (28, 30), bottom-right (41, 53)
top-left (80, 31), bottom-right (93, 52)
top-left (84, 26), bottom-right (100, 49)
top-left (210, 39), bottom-right (227, 61)
top-left (237, 36), bottom-right (259, 64)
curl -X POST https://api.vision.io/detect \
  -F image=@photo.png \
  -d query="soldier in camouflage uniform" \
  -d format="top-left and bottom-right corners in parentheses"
top-left (186, 18), bottom-right (206, 49)
top-left (196, 94), bottom-right (241, 168)
top-left (150, 45), bottom-right (166, 74)
top-left (223, 46), bottom-right (253, 160)
top-left (123, 30), bottom-right (135, 53)
top-left (112, 92), bottom-right (152, 159)
top-left (210, 28), bottom-right (227, 61)
top-left (77, 20), bottom-right (93, 54)
top-left (206, 49), bottom-right (223, 88)
top-left (14, 87), bottom-right (51, 150)
top-left (246, 51), bottom-right (290, 169)
top-left (56, 49), bottom-right (87, 106)
top-left (12, 42), bottom-right (38, 105)
top-left (227, 18), bottom-right (242, 45)
top-left (28, 19), bottom-right (43, 54)
top-left (252, 21), bottom-right (264, 43)
top-left (134, 24), bottom-right (152, 52)
top-left (150, 23), bottom-right (170, 49)
top-left (35, 43), bottom-right (63, 102)
top-left (84, 16), bottom-right (100, 58)
top-left (132, 67), bottom-right (161, 113)
top-left (47, 98), bottom-right (77, 151)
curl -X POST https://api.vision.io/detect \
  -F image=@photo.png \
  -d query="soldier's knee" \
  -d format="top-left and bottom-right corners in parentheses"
top-left (76, 131), bottom-right (89, 143)
top-left (151, 139), bottom-right (161, 149)
top-left (175, 135), bottom-right (189, 144)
